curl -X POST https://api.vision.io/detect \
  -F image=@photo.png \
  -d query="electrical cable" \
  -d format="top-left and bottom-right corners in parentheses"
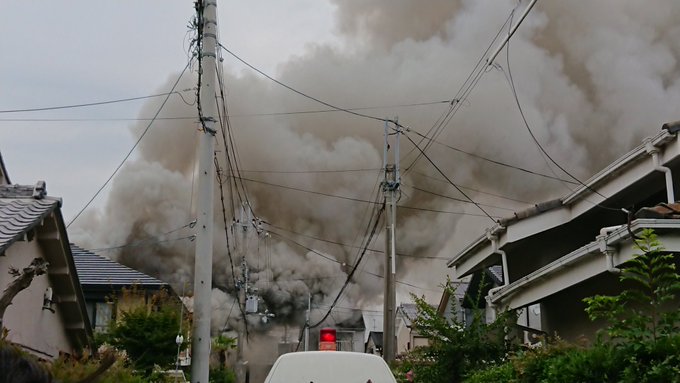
top-left (215, 155), bottom-right (240, 300)
top-left (233, 175), bottom-right (500, 218)
top-left (0, 100), bottom-right (447, 122)
top-left (0, 90), bottom-right (193, 114)
top-left (400, 132), bottom-right (497, 222)
top-left (401, 10), bottom-right (516, 171)
top-left (218, 43), bottom-right (390, 125)
top-left (89, 235), bottom-right (196, 252)
top-left (216, 30), bottom-right (577, 193)
top-left (308, 204), bottom-right (384, 329)
top-left (0, 100), bottom-right (449, 122)
top-left (401, 182), bottom-right (518, 211)
top-left (411, 170), bottom-right (533, 204)
top-left (66, 60), bottom-right (192, 228)
top-left (405, 129), bottom-right (577, 184)
top-left (239, 167), bottom-right (381, 174)
top-left (265, 223), bottom-right (450, 259)
top-left (269, 228), bottom-right (443, 291)
top-left (501, 22), bottom-right (621, 212)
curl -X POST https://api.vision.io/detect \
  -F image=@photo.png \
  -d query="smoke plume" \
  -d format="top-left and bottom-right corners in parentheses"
top-left (71, 0), bottom-right (680, 344)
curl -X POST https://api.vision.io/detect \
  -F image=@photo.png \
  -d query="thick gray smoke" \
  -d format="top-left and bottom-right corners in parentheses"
top-left (71, 0), bottom-right (680, 338)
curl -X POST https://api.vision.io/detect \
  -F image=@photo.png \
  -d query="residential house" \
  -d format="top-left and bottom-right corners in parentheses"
top-left (0, 152), bottom-right (9, 185)
top-left (395, 303), bottom-right (428, 353)
top-left (362, 310), bottom-right (383, 355)
top-left (446, 122), bottom-right (680, 341)
top-left (70, 243), bottom-right (169, 333)
top-left (0, 180), bottom-right (92, 359)
top-left (365, 331), bottom-right (382, 355)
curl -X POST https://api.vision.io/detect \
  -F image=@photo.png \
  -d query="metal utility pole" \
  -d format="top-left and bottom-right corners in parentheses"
top-left (382, 119), bottom-right (400, 363)
top-left (235, 203), bottom-right (252, 383)
top-left (304, 292), bottom-right (311, 351)
top-left (486, 0), bottom-right (538, 67)
top-left (191, 0), bottom-right (218, 382)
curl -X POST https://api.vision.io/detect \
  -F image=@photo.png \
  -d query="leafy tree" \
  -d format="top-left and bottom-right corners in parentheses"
top-left (584, 228), bottom-right (680, 344)
top-left (396, 276), bottom-right (517, 383)
top-left (101, 289), bottom-right (188, 374)
top-left (212, 335), bottom-right (236, 367)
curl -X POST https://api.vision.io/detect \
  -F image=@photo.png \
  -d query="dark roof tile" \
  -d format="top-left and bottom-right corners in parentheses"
top-left (71, 244), bottom-right (167, 287)
top-left (0, 192), bottom-right (59, 253)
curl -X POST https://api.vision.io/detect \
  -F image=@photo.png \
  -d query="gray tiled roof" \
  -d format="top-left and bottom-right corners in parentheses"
top-left (0, 184), bottom-right (58, 253)
top-left (399, 303), bottom-right (419, 322)
top-left (488, 265), bottom-right (504, 285)
top-left (71, 244), bottom-right (166, 287)
top-left (0, 152), bottom-right (10, 184)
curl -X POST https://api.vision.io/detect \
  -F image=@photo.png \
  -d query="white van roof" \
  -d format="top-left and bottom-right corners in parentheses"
top-left (264, 351), bottom-right (397, 383)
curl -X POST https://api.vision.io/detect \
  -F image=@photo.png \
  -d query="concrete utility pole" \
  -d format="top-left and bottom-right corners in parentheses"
top-left (236, 203), bottom-right (252, 383)
top-left (304, 292), bottom-right (311, 351)
top-left (190, 1), bottom-right (218, 382)
top-left (382, 119), bottom-right (400, 363)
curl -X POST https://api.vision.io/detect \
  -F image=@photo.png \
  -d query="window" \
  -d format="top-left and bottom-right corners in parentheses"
top-left (94, 302), bottom-right (114, 333)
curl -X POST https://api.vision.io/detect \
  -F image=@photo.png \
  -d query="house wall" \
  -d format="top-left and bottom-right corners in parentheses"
top-left (540, 272), bottom-right (622, 342)
top-left (396, 321), bottom-right (410, 354)
top-left (506, 212), bottom-right (622, 283)
top-left (0, 240), bottom-right (74, 359)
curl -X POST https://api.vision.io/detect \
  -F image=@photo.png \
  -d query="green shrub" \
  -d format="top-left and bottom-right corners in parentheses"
top-left (209, 366), bottom-right (236, 383)
top-left (399, 276), bottom-right (518, 383)
top-left (465, 229), bottom-right (680, 382)
top-left (50, 350), bottom-right (146, 383)
top-left (465, 361), bottom-right (515, 383)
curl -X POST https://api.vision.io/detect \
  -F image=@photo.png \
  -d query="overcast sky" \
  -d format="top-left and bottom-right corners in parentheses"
top-left (0, 0), bottom-right (337, 221)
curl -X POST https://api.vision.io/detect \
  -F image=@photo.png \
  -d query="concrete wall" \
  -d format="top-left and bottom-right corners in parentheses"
top-left (0, 240), bottom-right (74, 359)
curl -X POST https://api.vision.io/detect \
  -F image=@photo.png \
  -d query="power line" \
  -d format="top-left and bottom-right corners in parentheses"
top-left (218, 42), bottom-right (391, 125)
top-left (402, 182), bottom-right (517, 211)
top-left (401, 131), bottom-right (497, 222)
top-left (265, 223), bottom-right (450, 260)
top-left (411, 171), bottom-right (533, 204)
top-left (0, 117), bottom-right (197, 122)
top-left (501, 24), bottom-right (620, 212)
top-left (0, 100), bottom-right (448, 122)
top-left (308, 205), bottom-right (384, 329)
top-left (402, 10), bottom-right (516, 171)
top-left (89, 235), bottom-right (196, 252)
top-left (66, 61), bottom-right (192, 228)
top-left (269, 228), bottom-right (444, 292)
top-left (405, 129), bottom-right (578, 184)
top-left (0, 90), bottom-right (193, 114)
top-left (234, 176), bottom-right (500, 218)
top-left (239, 167), bottom-right (380, 174)
top-left (216, 34), bottom-right (568, 195)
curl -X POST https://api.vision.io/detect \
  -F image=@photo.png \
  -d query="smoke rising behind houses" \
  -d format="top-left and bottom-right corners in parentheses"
top-left (70, 0), bottom-right (680, 333)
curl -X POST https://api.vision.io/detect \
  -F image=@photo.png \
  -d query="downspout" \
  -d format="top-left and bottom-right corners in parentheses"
top-left (645, 138), bottom-right (675, 203)
top-left (598, 225), bottom-right (622, 274)
top-left (485, 233), bottom-right (509, 321)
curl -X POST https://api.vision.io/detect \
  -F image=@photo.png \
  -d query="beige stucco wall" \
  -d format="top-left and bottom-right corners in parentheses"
top-left (0, 240), bottom-right (74, 359)
top-left (396, 320), bottom-right (410, 354)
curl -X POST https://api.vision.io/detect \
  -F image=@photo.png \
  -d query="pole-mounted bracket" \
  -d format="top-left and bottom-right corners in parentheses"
top-left (200, 116), bottom-right (217, 135)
